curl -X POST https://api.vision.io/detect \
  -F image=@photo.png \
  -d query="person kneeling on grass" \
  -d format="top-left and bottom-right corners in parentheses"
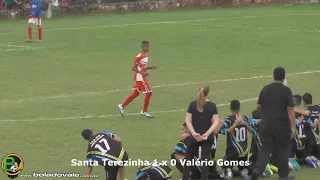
top-left (81, 129), bottom-right (127, 180)
top-left (136, 162), bottom-right (172, 180)
top-left (302, 93), bottom-right (320, 166)
top-left (220, 100), bottom-right (253, 180)
top-left (171, 123), bottom-right (225, 180)
top-left (247, 110), bottom-right (279, 177)
top-left (290, 95), bottom-right (311, 167)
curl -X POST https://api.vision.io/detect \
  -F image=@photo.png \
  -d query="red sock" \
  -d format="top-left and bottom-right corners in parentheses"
top-left (38, 28), bottom-right (42, 40)
top-left (28, 27), bottom-right (32, 40)
top-left (143, 92), bottom-right (152, 112)
top-left (122, 91), bottom-right (139, 108)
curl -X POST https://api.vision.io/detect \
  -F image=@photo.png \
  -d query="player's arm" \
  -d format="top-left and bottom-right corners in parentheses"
top-left (247, 118), bottom-right (260, 125)
top-left (146, 65), bottom-right (157, 70)
top-left (113, 136), bottom-right (122, 145)
top-left (131, 62), bottom-right (142, 73)
top-left (288, 107), bottom-right (296, 133)
top-left (213, 120), bottom-right (224, 134)
top-left (185, 112), bottom-right (197, 136)
top-left (294, 107), bottom-right (309, 116)
top-left (223, 119), bottom-right (237, 133)
top-left (202, 105), bottom-right (220, 138)
top-left (284, 88), bottom-right (296, 136)
top-left (204, 114), bottom-right (220, 136)
top-left (86, 166), bottom-right (93, 180)
top-left (131, 61), bottom-right (148, 76)
top-left (240, 119), bottom-right (253, 132)
top-left (257, 87), bottom-right (265, 112)
top-left (180, 132), bottom-right (190, 141)
top-left (109, 133), bottom-right (122, 145)
top-left (308, 118), bottom-right (319, 129)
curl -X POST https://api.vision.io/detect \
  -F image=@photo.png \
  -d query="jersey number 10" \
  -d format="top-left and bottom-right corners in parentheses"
top-left (95, 138), bottom-right (111, 155)
top-left (235, 127), bottom-right (246, 142)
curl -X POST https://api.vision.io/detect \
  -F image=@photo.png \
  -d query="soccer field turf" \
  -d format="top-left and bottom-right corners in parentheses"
top-left (1, 4), bottom-right (320, 179)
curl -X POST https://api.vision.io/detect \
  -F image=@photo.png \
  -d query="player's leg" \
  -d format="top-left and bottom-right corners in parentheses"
top-left (170, 152), bottom-right (183, 173)
top-left (37, 18), bottom-right (42, 42)
top-left (295, 149), bottom-right (306, 165)
top-left (222, 153), bottom-right (237, 179)
top-left (27, 19), bottom-right (34, 42)
top-left (251, 129), bottom-right (276, 180)
top-left (309, 145), bottom-right (320, 167)
top-left (238, 156), bottom-right (250, 180)
top-left (305, 144), bottom-right (318, 167)
top-left (290, 141), bottom-right (297, 158)
top-left (140, 80), bottom-right (153, 118)
top-left (118, 167), bottom-right (125, 180)
top-left (182, 138), bottom-right (198, 180)
top-left (209, 149), bottom-right (217, 173)
top-left (118, 82), bottom-right (140, 117)
top-left (198, 140), bottom-right (214, 180)
top-left (106, 166), bottom-right (119, 180)
top-left (118, 151), bottom-right (128, 180)
top-left (317, 144), bottom-right (320, 159)
top-left (274, 131), bottom-right (291, 179)
top-left (250, 140), bottom-right (259, 168)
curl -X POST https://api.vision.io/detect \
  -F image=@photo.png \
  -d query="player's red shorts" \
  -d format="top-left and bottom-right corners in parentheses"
top-left (133, 80), bottom-right (152, 93)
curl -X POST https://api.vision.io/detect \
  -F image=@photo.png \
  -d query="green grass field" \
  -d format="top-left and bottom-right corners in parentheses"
top-left (1, 4), bottom-right (320, 180)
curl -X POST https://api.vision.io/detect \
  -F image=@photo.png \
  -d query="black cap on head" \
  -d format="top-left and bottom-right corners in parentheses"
top-left (273, 67), bottom-right (286, 81)
top-left (230, 100), bottom-right (240, 111)
top-left (81, 129), bottom-right (93, 140)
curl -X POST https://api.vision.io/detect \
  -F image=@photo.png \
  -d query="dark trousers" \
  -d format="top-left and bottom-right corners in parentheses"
top-left (171, 152), bottom-right (184, 173)
top-left (105, 166), bottom-right (120, 180)
top-left (105, 151), bottom-right (128, 180)
top-left (306, 144), bottom-right (320, 158)
top-left (252, 125), bottom-right (291, 179)
top-left (223, 153), bottom-right (250, 177)
top-left (290, 142), bottom-right (307, 165)
top-left (182, 136), bottom-right (214, 180)
top-left (171, 152), bottom-right (220, 179)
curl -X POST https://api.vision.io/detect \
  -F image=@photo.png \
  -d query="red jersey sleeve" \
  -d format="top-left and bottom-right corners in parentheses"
top-left (134, 54), bottom-right (142, 64)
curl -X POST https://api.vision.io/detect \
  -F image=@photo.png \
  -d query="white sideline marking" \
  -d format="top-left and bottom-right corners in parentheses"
top-left (0, 44), bottom-right (35, 48)
top-left (188, 24), bottom-right (320, 33)
top-left (0, 49), bottom-right (23, 52)
top-left (0, 98), bottom-right (258, 122)
top-left (0, 44), bottom-right (39, 52)
top-left (0, 13), bottom-right (319, 35)
top-left (1, 70), bottom-right (319, 104)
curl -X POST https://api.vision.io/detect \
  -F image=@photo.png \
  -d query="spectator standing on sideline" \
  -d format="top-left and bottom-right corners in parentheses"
top-left (182, 85), bottom-right (220, 180)
top-left (0, 0), bottom-right (6, 9)
top-left (251, 67), bottom-right (296, 180)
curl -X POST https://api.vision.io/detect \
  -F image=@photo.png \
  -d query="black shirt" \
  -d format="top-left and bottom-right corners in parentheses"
top-left (305, 105), bottom-right (320, 145)
top-left (174, 135), bottom-right (218, 157)
top-left (293, 119), bottom-right (309, 150)
top-left (257, 83), bottom-right (294, 126)
top-left (223, 115), bottom-right (249, 157)
top-left (86, 131), bottom-right (125, 166)
top-left (187, 100), bottom-right (218, 134)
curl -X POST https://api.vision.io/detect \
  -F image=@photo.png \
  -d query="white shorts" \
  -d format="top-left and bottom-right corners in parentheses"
top-left (28, 18), bottom-right (42, 26)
